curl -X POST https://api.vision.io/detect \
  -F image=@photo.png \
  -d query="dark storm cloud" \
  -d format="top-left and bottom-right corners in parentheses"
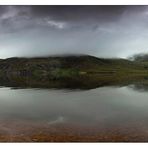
top-left (0, 5), bottom-right (128, 33)
top-left (0, 5), bottom-right (148, 58)
top-left (30, 6), bottom-right (126, 21)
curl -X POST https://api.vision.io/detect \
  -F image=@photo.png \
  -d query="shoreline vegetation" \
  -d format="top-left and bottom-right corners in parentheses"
top-left (0, 54), bottom-right (148, 89)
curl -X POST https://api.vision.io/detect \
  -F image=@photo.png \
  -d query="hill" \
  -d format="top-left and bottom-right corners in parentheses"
top-left (0, 54), bottom-right (147, 89)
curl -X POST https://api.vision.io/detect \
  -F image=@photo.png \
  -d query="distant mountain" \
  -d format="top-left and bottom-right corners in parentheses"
top-left (0, 54), bottom-right (146, 76)
top-left (0, 54), bottom-right (147, 89)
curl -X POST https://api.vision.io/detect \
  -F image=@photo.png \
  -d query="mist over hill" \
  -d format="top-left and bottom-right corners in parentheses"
top-left (130, 53), bottom-right (148, 62)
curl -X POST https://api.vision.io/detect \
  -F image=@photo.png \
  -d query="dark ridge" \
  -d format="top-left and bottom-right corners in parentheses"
top-left (0, 54), bottom-right (146, 89)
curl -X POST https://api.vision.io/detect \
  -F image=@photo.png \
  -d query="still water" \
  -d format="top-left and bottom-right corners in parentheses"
top-left (0, 85), bottom-right (148, 128)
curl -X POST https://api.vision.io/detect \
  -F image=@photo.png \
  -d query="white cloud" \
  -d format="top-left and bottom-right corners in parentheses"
top-left (47, 20), bottom-right (66, 29)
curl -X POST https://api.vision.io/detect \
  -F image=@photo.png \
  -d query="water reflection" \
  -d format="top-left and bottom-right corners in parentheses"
top-left (0, 85), bottom-right (147, 125)
top-left (0, 76), bottom-right (148, 141)
top-left (0, 75), bottom-right (148, 91)
top-left (128, 84), bottom-right (148, 92)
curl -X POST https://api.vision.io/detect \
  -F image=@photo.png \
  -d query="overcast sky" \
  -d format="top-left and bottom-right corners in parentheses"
top-left (0, 5), bottom-right (148, 58)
